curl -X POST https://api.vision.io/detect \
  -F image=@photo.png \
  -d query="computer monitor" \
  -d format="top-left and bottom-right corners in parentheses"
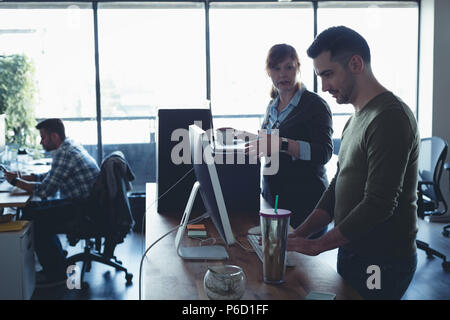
top-left (157, 108), bottom-right (212, 214)
top-left (175, 124), bottom-right (235, 260)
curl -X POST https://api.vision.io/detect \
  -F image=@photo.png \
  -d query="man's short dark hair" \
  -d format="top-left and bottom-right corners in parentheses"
top-left (36, 118), bottom-right (66, 140)
top-left (307, 26), bottom-right (371, 66)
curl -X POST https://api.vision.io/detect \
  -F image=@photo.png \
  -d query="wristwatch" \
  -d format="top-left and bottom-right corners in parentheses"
top-left (281, 137), bottom-right (289, 153)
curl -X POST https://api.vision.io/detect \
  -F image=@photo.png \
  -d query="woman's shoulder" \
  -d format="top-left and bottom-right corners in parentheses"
top-left (300, 89), bottom-right (331, 113)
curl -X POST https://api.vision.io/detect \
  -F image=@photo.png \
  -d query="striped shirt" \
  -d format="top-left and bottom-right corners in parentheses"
top-left (33, 138), bottom-right (100, 199)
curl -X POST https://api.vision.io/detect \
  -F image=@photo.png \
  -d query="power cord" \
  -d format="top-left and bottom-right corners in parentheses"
top-left (233, 231), bottom-right (254, 252)
top-left (139, 168), bottom-right (194, 235)
top-left (136, 167), bottom-right (255, 299)
top-left (139, 168), bottom-right (194, 253)
top-left (137, 168), bottom-right (196, 299)
top-left (138, 224), bottom-right (179, 301)
top-left (138, 212), bottom-right (208, 300)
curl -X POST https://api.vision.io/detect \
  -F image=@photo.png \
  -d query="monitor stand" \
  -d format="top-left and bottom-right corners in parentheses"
top-left (174, 181), bottom-right (229, 260)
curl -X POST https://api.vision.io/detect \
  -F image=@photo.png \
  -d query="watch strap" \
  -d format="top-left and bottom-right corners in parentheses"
top-left (281, 137), bottom-right (289, 152)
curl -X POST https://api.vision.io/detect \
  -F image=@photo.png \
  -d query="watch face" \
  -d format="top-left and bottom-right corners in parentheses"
top-left (282, 139), bottom-right (289, 151)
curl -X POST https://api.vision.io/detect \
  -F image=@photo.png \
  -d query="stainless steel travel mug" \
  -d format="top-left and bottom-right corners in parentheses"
top-left (259, 208), bottom-right (291, 284)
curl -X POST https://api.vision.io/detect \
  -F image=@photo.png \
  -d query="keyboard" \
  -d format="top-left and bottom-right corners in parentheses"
top-left (247, 234), bottom-right (295, 267)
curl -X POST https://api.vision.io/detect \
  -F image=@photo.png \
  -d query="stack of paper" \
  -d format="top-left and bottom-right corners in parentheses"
top-left (187, 224), bottom-right (207, 238)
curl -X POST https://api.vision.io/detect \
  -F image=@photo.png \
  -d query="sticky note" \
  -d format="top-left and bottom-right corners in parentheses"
top-left (187, 224), bottom-right (206, 230)
top-left (188, 230), bottom-right (207, 238)
top-left (305, 291), bottom-right (336, 300)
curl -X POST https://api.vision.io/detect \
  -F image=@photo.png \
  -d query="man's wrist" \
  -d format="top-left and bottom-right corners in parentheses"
top-left (311, 238), bottom-right (326, 256)
top-left (280, 137), bottom-right (289, 152)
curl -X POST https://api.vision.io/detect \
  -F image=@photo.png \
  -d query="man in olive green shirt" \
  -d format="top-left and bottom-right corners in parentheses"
top-left (287, 26), bottom-right (419, 300)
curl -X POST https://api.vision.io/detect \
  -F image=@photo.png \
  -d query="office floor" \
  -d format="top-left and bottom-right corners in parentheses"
top-left (31, 231), bottom-right (145, 300)
top-left (31, 219), bottom-right (450, 300)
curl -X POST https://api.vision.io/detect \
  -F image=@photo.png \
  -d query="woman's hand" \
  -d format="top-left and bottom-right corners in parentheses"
top-left (216, 127), bottom-right (258, 146)
top-left (234, 130), bottom-right (258, 141)
top-left (246, 130), bottom-right (280, 157)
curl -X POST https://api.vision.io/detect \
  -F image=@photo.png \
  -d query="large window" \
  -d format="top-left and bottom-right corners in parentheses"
top-left (317, 1), bottom-right (419, 137)
top-left (210, 2), bottom-right (314, 134)
top-left (0, 1), bottom-right (420, 191)
top-left (97, 2), bottom-right (206, 190)
top-left (0, 3), bottom-right (98, 153)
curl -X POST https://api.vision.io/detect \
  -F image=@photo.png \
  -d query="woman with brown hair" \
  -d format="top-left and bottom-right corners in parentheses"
top-left (234, 44), bottom-right (333, 232)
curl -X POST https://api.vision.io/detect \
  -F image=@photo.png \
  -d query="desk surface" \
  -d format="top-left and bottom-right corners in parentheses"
top-left (0, 160), bottom-right (52, 209)
top-left (0, 181), bottom-right (31, 208)
top-left (144, 183), bottom-right (361, 300)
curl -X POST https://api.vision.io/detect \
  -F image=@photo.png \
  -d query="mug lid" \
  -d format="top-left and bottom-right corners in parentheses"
top-left (259, 208), bottom-right (291, 218)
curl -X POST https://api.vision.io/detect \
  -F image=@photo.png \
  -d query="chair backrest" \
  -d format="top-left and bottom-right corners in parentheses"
top-left (97, 151), bottom-right (135, 230)
top-left (418, 137), bottom-right (448, 209)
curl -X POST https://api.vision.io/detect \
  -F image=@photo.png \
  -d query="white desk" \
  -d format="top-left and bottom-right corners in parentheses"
top-left (0, 181), bottom-right (31, 208)
top-left (0, 221), bottom-right (35, 299)
top-left (0, 178), bottom-right (35, 300)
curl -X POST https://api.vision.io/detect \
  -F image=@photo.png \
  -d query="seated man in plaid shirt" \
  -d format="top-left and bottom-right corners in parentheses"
top-left (5, 118), bottom-right (100, 287)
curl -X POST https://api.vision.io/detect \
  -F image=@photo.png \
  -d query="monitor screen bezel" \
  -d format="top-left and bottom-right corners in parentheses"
top-left (189, 124), bottom-right (235, 245)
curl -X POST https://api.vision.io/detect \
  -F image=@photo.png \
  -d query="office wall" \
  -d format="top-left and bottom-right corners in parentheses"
top-left (419, 0), bottom-right (450, 213)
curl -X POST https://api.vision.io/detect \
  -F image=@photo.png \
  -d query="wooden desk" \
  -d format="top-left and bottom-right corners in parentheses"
top-left (144, 183), bottom-right (361, 300)
top-left (0, 159), bottom-right (52, 209)
top-left (0, 181), bottom-right (31, 208)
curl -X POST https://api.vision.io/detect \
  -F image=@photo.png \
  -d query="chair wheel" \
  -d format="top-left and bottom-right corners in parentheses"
top-left (125, 273), bottom-right (133, 284)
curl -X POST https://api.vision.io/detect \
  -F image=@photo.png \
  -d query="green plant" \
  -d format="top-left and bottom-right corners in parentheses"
top-left (0, 54), bottom-right (38, 148)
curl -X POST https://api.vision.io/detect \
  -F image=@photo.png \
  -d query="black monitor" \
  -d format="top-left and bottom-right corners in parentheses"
top-left (175, 124), bottom-right (235, 260)
top-left (157, 108), bottom-right (212, 214)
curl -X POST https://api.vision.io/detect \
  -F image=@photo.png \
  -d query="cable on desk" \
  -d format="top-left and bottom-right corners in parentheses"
top-left (233, 233), bottom-right (254, 253)
top-left (138, 212), bottom-right (208, 300)
top-left (139, 168), bottom-right (194, 253)
top-left (199, 237), bottom-right (217, 246)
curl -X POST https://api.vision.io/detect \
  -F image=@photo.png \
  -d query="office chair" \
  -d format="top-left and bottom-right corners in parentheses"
top-left (65, 151), bottom-right (135, 286)
top-left (416, 137), bottom-right (450, 271)
top-left (417, 137), bottom-right (448, 218)
top-left (442, 162), bottom-right (450, 238)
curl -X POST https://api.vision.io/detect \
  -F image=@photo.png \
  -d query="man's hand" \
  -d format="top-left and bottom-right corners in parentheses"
top-left (287, 226), bottom-right (350, 257)
top-left (287, 234), bottom-right (321, 256)
top-left (4, 170), bottom-right (18, 185)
